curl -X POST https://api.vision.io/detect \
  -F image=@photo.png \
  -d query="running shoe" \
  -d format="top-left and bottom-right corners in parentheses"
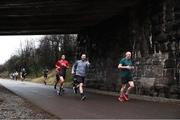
top-left (123, 94), bottom-right (129, 101)
top-left (59, 87), bottom-right (62, 96)
top-left (56, 90), bottom-right (60, 95)
top-left (61, 88), bottom-right (65, 92)
top-left (81, 95), bottom-right (86, 101)
top-left (73, 86), bottom-right (78, 94)
top-left (118, 96), bottom-right (124, 102)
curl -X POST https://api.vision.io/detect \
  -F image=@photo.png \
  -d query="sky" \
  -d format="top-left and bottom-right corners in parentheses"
top-left (0, 35), bottom-right (44, 65)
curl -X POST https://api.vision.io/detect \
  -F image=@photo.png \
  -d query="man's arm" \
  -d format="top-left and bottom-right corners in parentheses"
top-left (72, 61), bottom-right (78, 74)
top-left (66, 61), bottom-right (70, 69)
top-left (86, 60), bottom-right (90, 67)
top-left (118, 63), bottom-right (134, 70)
top-left (55, 61), bottom-right (61, 71)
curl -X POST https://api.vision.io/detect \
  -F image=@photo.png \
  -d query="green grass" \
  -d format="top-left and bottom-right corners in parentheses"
top-left (31, 68), bottom-right (73, 87)
top-left (0, 71), bottom-right (9, 78)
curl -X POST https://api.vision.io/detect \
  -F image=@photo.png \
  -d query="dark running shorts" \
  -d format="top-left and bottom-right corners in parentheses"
top-left (22, 74), bottom-right (26, 79)
top-left (74, 75), bottom-right (85, 84)
top-left (59, 73), bottom-right (66, 79)
top-left (56, 69), bottom-right (66, 80)
top-left (44, 74), bottom-right (47, 78)
top-left (121, 77), bottom-right (133, 84)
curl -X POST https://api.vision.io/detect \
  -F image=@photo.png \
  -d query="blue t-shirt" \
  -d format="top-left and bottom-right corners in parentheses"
top-left (73, 60), bottom-right (90, 77)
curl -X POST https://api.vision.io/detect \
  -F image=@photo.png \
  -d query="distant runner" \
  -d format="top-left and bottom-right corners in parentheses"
top-left (43, 68), bottom-right (48, 85)
top-left (21, 68), bottom-right (27, 81)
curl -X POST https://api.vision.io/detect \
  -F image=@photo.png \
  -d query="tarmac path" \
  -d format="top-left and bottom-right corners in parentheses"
top-left (0, 79), bottom-right (179, 119)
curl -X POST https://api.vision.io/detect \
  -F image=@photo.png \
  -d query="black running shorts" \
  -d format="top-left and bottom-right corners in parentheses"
top-left (121, 77), bottom-right (133, 84)
top-left (44, 74), bottom-right (47, 78)
top-left (75, 75), bottom-right (85, 84)
top-left (58, 69), bottom-right (66, 79)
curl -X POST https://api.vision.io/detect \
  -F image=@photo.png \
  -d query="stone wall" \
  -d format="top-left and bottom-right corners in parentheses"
top-left (76, 0), bottom-right (180, 99)
top-left (131, 0), bottom-right (180, 98)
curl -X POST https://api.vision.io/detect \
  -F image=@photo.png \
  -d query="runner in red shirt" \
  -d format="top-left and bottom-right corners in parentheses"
top-left (55, 54), bottom-right (70, 95)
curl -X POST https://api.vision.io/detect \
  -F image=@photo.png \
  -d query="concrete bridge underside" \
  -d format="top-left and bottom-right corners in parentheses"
top-left (0, 0), bottom-right (140, 35)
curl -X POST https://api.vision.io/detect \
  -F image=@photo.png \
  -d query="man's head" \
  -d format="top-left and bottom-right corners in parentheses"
top-left (125, 51), bottom-right (131, 59)
top-left (61, 54), bottom-right (65, 60)
top-left (81, 54), bottom-right (86, 61)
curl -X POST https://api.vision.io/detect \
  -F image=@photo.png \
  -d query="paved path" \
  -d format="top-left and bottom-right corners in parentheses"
top-left (0, 79), bottom-right (180, 119)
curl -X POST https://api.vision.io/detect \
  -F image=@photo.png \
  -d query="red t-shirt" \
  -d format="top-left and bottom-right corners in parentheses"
top-left (55, 59), bottom-right (69, 71)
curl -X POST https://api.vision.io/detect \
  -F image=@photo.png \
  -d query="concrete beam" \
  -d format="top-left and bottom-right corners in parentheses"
top-left (0, 0), bottom-right (140, 34)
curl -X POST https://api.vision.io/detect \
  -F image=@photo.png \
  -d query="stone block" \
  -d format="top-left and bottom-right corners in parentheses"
top-left (164, 68), bottom-right (175, 75)
top-left (136, 77), bottom-right (155, 89)
top-left (154, 67), bottom-right (164, 77)
top-left (164, 59), bottom-right (176, 68)
top-left (152, 60), bottom-right (162, 65)
top-left (86, 80), bottom-right (104, 89)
